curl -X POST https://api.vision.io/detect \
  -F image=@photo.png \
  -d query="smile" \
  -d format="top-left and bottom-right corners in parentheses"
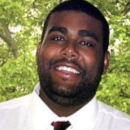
top-left (56, 66), bottom-right (80, 74)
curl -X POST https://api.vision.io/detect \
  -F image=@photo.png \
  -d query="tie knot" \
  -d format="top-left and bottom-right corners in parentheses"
top-left (52, 121), bottom-right (71, 130)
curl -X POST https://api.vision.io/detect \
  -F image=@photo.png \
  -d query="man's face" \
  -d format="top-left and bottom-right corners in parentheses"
top-left (37, 11), bottom-right (109, 106)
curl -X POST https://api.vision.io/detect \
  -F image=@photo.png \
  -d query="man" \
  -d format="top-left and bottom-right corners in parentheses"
top-left (0, 0), bottom-right (130, 130)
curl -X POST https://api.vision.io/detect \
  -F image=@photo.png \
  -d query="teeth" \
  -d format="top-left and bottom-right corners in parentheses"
top-left (57, 66), bottom-right (80, 74)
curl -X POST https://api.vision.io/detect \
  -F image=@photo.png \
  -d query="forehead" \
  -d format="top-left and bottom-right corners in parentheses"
top-left (47, 11), bottom-right (103, 40)
top-left (49, 11), bottom-right (102, 29)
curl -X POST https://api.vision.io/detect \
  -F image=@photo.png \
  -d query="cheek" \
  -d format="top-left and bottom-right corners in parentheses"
top-left (80, 50), bottom-right (103, 72)
top-left (80, 51), bottom-right (97, 65)
top-left (41, 44), bottom-right (61, 58)
top-left (39, 46), bottom-right (61, 68)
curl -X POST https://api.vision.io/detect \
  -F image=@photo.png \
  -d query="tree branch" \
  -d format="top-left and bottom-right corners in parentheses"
top-left (122, 2), bottom-right (130, 14)
top-left (120, 88), bottom-right (130, 98)
top-left (0, 22), bottom-right (19, 58)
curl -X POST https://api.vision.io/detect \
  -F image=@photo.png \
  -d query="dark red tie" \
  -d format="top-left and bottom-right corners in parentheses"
top-left (52, 121), bottom-right (71, 130)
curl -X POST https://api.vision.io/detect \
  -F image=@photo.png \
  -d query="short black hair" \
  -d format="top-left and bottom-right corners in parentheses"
top-left (41, 0), bottom-right (109, 53)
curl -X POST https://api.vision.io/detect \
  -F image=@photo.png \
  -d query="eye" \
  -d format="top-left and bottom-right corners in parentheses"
top-left (51, 36), bottom-right (65, 41)
top-left (79, 40), bottom-right (94, 47)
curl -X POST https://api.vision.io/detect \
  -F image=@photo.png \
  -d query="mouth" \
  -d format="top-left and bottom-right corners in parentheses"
top-left (50, 61), bottom-right (83, 84)
top-left (56, 65), bottom-right (80, 74)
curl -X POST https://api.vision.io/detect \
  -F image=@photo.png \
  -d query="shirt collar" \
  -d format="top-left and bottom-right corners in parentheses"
top-left (28, 83), bottom-right (58, 129)
top-left (30, 83), bottom-right (99, 130)
top-left (68, 96), bottom-right (98, 130)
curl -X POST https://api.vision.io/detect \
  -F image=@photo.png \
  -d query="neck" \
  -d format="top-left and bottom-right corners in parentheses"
top-left (39, 89), bottom-right (87, 117)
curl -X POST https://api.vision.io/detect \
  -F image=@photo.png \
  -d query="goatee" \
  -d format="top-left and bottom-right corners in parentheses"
top-left (38, 58), bottom-right (104, 106)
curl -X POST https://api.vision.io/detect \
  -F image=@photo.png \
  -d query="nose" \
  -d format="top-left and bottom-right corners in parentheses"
top-left (60, 42), bottom-right (79, 60)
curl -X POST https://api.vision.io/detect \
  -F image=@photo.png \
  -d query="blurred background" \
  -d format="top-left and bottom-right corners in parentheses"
top-left (0, 0), bottom-right (130, 114)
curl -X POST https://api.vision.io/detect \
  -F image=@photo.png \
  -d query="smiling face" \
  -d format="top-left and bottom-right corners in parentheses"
top-left (37, 11), bottom-right (109, 106)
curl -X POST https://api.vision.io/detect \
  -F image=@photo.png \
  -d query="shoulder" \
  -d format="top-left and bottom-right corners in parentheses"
top-left (97, 100), bottom-right (130, 118)
top-left (0, 94), bottom-right (33, 129)
top-left (97, 100), bottom-right (130, 128)
top-left (0, 94), bottom-right (31, 109)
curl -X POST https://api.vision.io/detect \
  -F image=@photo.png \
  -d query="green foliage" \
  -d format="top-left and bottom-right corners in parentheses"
top-left (0, 46), bottom-right (38, 101)
top-left (0, 0), bottom-right (130, 115)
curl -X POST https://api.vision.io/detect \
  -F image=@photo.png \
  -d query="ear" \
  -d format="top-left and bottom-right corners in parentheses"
top-left (36, 42), bottom-right (42, 63)
top-left (103, 51), bottom-right (110, 74)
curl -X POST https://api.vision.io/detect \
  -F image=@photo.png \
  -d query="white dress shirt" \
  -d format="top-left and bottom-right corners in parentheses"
top-left (0, 83), bottom-right (130, 130)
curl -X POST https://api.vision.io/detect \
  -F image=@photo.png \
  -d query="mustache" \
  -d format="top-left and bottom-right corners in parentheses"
top-left (49, 58), bottom-right (86, 75)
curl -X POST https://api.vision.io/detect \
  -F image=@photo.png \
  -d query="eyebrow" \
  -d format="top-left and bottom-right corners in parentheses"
top-left (48, 26), bottom-right (67, 34)
top-left (48, 26), bottom-right (99, 42)
top-left (78, 30), bottom-right (99, 42)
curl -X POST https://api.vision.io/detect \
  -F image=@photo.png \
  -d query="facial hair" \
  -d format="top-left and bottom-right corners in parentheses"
top-left (37, 58), bottom-right (104, 106)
